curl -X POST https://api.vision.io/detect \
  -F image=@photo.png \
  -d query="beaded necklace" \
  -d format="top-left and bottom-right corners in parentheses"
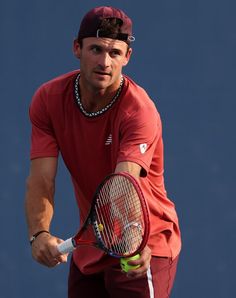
top-left (74, 73), bottom-right (124, 117)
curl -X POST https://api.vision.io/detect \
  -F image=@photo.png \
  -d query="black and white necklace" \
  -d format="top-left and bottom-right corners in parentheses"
top-left (74, 73), bottom-right (124, 117)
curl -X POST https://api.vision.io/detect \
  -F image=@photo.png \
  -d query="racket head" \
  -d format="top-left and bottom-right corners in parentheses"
top-left (90, 172), bottom-right (150, 258)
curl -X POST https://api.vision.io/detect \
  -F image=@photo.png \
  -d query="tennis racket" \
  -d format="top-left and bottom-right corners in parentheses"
top-left (57, 172), bottom-right (150, 259)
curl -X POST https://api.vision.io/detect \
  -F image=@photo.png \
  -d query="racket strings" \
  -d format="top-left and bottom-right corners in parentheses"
top-left (115, 178), bottom-right (142, 253)
top-left (95, 176), bottom-right (144, 255)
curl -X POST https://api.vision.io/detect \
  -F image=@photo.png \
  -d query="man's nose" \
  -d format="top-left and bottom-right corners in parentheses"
top-left (97, 52), bottom-right (111, 69)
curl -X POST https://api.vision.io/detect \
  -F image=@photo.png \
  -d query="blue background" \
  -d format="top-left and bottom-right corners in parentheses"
top-left (0, 0), bottom-right (235, 297)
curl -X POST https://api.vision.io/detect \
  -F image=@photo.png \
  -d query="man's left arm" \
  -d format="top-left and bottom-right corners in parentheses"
top-left (114, 161), bottom-right (151, 278)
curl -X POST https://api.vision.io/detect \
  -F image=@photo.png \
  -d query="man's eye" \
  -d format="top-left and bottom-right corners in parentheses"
top-left (91, 47), bottom-right (101, 53)
top-left (110, 50), bottom-right (120, 57)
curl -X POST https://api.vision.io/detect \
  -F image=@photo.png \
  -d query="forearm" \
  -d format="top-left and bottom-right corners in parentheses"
top-left (25, 175), bottom-right (55, 237)
top-left (24, 158), bottom-right (67, 267)
top-left (115, 161), bottom-right (141, 179)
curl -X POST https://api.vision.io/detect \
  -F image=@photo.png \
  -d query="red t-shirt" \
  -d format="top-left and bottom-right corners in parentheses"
top-left (29, 70), bottom-right (181, 274)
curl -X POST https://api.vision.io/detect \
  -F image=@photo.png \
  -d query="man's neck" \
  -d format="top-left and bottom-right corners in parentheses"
top-left (79, 77), bottom-right (122, 113)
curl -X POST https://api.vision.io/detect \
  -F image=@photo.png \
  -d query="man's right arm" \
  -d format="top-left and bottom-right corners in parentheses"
top-left (25, 157), bottom-right (67, 267)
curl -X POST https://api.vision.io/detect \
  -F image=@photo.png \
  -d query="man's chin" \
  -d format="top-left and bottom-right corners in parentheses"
top-left (91, 77), bottom-right (112, 89)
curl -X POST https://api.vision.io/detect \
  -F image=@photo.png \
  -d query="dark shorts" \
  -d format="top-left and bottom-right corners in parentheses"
top-left (68, 255), bottom-right (179, 298)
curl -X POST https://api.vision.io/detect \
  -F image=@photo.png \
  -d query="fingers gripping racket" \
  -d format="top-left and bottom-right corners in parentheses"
top-left (57, 172), bottom-right (150, 259)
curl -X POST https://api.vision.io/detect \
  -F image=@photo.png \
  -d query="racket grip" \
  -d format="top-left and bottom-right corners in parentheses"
top-left (57, 238), bottom-right (75, 254)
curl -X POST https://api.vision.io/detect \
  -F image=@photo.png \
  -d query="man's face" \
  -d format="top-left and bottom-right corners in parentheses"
top-left (74, 37), bottom-right (132, 92)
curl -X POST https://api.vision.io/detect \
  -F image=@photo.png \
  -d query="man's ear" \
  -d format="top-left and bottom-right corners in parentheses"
top-left (123, 47), bottom-right (132, 66)
top-left (73, 39), bottom-right (81, 59)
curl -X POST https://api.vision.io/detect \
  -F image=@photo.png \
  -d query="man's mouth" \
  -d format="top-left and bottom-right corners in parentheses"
top-left (94, 71), bottom-right (111, 76)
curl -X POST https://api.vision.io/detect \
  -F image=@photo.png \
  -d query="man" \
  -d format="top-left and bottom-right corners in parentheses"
top-left (25, 6), bottom-right (181, 298)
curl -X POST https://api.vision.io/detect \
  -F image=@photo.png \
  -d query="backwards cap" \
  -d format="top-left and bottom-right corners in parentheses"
top-left (77, 6), bottom-right (135, 43)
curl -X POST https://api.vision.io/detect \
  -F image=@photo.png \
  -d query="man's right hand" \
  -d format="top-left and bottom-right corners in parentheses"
top-left (31, 232), bottom-right (68, 267)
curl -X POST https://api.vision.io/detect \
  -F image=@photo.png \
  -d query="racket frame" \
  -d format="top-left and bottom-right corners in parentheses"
top-left (58, 172), bottom-right (150, 258)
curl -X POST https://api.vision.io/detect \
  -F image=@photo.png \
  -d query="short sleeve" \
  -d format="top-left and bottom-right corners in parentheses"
top-left (117, 103), bottom-right (162, 176)
top-left (29, 86), bottom-right (59, 159)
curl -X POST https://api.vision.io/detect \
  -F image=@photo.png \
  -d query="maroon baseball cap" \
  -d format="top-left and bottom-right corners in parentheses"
top-left (77, 6), bottom-right (135, 43)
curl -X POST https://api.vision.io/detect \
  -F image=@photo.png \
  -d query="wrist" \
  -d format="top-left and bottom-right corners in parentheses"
top-left (30, 230), bottom-right (50, 246)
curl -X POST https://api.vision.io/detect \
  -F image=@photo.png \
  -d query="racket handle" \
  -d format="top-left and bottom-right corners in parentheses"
top-left (57, 238), bottom-right (75, 254)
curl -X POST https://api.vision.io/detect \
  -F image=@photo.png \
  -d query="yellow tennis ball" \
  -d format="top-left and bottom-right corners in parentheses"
top-left (98, 223), bottom-right (104, 231)
top-left (120, 254), bottom-right (141, 272)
